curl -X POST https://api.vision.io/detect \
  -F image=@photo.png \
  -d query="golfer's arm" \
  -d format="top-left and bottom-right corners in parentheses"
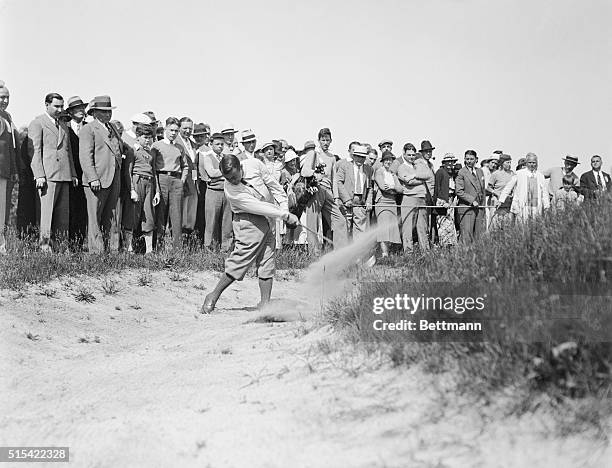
top-left (229, 192), bottom-right (289, 220)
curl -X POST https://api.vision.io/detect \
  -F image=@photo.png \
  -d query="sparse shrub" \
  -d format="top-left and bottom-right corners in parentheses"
top-left (74, 287), bottom-right (96, 303)
top-left (101, 278), bottom-right (120, 295)
top-left (137, 271), bottom-right (152, 287)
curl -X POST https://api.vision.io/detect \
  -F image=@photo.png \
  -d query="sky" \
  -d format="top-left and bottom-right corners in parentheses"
top-left (1, 0), bottom-right (611, 172)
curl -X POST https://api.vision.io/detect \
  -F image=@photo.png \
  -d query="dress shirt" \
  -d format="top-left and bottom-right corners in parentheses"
top-left (594, 170), bottom-right (607, 190)
top-left (70, 119), bottom-right (83, 136)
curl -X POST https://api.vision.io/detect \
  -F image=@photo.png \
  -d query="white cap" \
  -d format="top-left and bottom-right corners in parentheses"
top-left (131, 113), bottom-right (153, 125)
top-left (284, 149), bottom-right (298, 162)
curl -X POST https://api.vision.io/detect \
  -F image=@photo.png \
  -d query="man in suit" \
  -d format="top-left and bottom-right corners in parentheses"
top-left (455, 149), bottom-right (486, 243)
top-left (580, 155), bottom-right (611, 200)
top-left (237, 129), bottom-right (257, 161)
top-left (79, 95), bottom-right (123, 253)
top-left (498, 152), bottom-right (550, 222)
top-left (221, 124), bottom-right (241, 156)
top-left (65, 96), bottom-right (88, 248)
top-left (29, 93), bottom-right (78, 251)
top-left (175, 117), bottom-right (199, 235)
top-left (336, 144), bottom-right (373, 237)
top-left (0, 81), bottom-right (19, 254)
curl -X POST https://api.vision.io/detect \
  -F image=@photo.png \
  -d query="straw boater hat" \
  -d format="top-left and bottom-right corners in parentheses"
top-left (442, 153), bottom-right (458, 163)
top-left (240, 129), bottom-right (256, 143)
top-left (87, 95), bottom-right (116, 114)
top-left (66, 96), bottom-right (86, 110)
top-left (562, 155), bottom-right (580, 165)
top-left (221, 124), bottom-right (237, 134)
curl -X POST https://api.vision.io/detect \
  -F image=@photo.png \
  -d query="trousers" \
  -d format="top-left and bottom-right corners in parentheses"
top-left (84, 168), bottom-right (120, 253)
top-left (204, 188), bottom-right (232, 250)
top-left (39, 180), bottom-right (70, 246)
top-left (156, 173), bottom-right (183, 249)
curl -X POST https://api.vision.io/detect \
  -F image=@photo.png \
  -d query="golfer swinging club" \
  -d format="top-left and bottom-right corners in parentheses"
top-left (201, 154), bottom-right (300, 313)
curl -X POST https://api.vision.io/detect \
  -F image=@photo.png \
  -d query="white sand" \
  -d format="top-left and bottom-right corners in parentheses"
top-left (0, 269), bottom-right (607, 468)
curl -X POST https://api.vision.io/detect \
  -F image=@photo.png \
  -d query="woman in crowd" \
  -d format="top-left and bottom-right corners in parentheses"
top-left (433, 153), bottom-right (458, 247)
top-left (373, 151), bottom-right (401, 257)
top-left (261, 142), bottom-right (284, 248)
top-left (487, 154), bottom-right (514, 228)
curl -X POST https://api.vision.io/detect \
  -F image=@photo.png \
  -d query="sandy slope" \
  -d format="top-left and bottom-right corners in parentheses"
top-left (0, 270), bottom-right (608, 468)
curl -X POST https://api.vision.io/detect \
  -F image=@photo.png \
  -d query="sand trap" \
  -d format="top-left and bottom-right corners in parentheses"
top-left (0, 269), bottom-right (607, 467)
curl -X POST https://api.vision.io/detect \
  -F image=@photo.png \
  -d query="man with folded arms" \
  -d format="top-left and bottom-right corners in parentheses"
top-left (396, 143), bottom-right (432, 252)
top-left (29, 93), bottom-right (78, 251)
top-left (79, 95), bottom-right (123, 253)
top-left (201, 154), bottom-right (298, 313)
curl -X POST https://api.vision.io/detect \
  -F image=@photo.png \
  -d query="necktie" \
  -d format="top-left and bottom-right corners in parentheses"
top-left (54, 119), bottom-right (59, 129)
top-left (597, 173), bottom-right (603, 190)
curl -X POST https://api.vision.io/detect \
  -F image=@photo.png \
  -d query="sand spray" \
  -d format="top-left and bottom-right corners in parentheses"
top-left (256, 222), bottom-right (393, 322)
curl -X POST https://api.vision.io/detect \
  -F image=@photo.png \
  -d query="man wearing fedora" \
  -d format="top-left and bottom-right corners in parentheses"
top-left (221, 124), bottom-right (241, 156)
top-left (543, 155), bottom-right (580, 200)
top-left (175, 117), bottom-right (199, 235)
top-left (79, 95), bottom-right (124, 253)
top-left (0, 81), bottom-right (19, 254)
top-left (29, 93), bottom-right (78, 251)
top-left (237, 129), bottom-right (257, 161)
top-left (336, 144), bottom-right (373, 237)
top-left (419, 140), bottom-right (436, 240)
top-left (65, 96), bottom-right (89, 248)
top-left (580, 154), bottom-right (611, 200)
top-left (455, 149), bottom-right (486, 243)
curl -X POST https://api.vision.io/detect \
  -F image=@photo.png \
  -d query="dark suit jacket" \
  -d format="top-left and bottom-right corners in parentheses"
top-left (79, 119), bottom-right (123, 188)
top-left (28, 114), bottom-right (75, 182)
top-left (455, 166), bottom-right (485, 206)
top-left (0, 111), bottom-right (18, 179)
top-left (580, 170), bottom-right (611, 199)
top-left (68, 125), bottom-right (83, 181)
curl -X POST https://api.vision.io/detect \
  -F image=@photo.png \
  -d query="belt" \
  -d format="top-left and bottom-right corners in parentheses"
top-left (207, 187), bottom-right (224, 192)
top-left (157, 170), bottom-right (181, 177)
top-left (136, 174), bottom-right (153, 181)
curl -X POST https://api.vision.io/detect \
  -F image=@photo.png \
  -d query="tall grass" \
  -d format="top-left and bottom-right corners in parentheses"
top-left (0, 231), bottom-right (313, 289)
top-left (325, 197), bottom-right (612, 433)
